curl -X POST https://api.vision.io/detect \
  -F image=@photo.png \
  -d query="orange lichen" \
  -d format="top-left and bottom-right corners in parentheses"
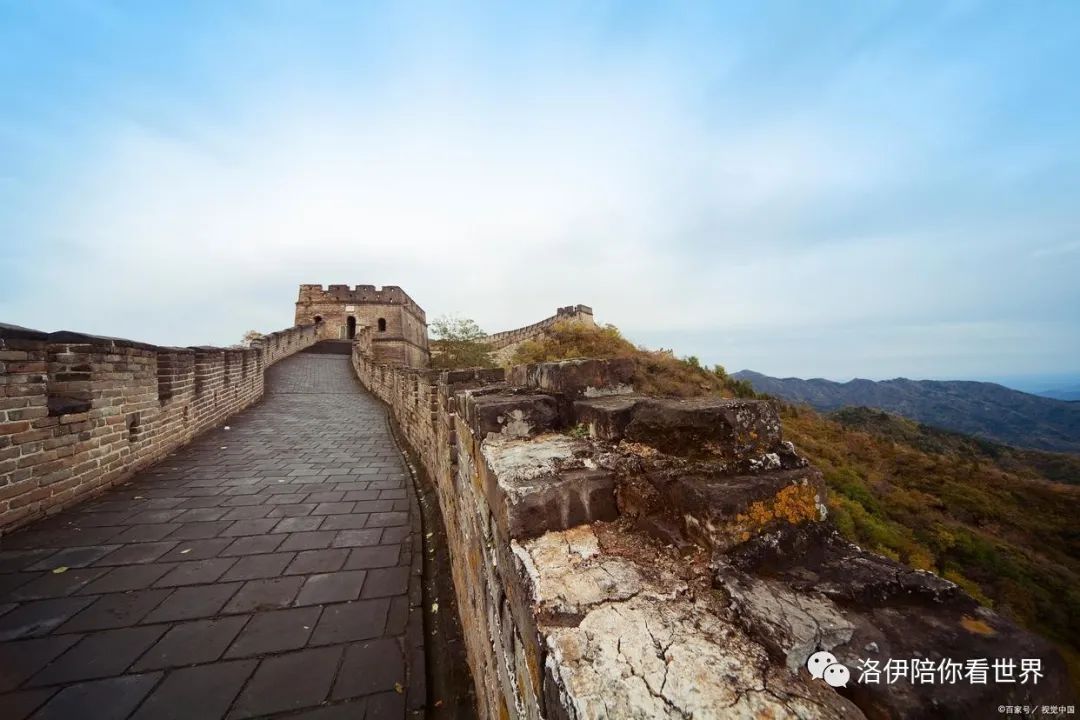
top-left (960, 615), bottom-right (997, 636)
top-left (734, 483), bottom-right (820, 533)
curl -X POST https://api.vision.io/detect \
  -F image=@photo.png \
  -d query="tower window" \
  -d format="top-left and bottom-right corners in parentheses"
top-left (347, 316), bottom-right (357, 339)
top-left (378, 318), bottom-right (387, 332)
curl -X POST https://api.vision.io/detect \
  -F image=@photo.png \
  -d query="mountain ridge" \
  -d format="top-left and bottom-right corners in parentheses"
top-left (733, 369), bottom-right (1080, 453)
top-left (1039, 386), bottom-right (1080, 402)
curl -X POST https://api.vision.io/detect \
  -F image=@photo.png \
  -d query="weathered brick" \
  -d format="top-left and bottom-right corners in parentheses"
top-left (12, 429), bottom-right (52, 445)
top-left (9, 486), bottom-right (50, 509)
top-left (0, 420), bottom-right (30, 435)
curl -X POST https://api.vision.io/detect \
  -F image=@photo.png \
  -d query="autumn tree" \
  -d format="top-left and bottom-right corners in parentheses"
top-left (430, 316), bottom-right (495, 369)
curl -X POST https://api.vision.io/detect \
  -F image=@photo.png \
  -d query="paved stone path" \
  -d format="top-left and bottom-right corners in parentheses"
top-left (0, 351), bottom-right (421, 719)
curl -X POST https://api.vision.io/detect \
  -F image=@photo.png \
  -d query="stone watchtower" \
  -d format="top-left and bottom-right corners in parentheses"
top-left (294, 284), bottom-right (430, 368)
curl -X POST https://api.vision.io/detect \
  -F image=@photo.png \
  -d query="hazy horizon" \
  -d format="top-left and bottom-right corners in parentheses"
top-left (3, 2), bottom-right (1079, 381)
top-left (726, 368), bottom-right (1080, 395)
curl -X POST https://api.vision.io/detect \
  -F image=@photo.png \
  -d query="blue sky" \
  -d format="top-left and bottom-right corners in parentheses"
top-left (2, 1), bottom-right (1078, 386)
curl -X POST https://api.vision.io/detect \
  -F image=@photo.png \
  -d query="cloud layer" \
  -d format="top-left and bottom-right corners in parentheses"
top-left (2, 1), bottom-right (1078, 381)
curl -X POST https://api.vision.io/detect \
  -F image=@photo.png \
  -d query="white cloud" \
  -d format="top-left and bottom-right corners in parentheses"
top-left (3, 2), bottom-right (1077, 380)
top-left (12, 57), bottom-right (886, 348)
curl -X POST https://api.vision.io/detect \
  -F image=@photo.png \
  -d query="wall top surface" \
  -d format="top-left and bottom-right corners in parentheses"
top-left (0, 322), bottom-right (311, 355)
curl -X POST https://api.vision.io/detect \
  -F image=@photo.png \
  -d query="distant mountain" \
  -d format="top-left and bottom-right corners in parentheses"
top-left (1038, 386), bottom-right (1080, 402)
top-left (732, 370), bottom-right (1080, 453)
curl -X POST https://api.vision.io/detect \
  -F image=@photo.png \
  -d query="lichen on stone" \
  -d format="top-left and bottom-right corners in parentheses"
top-left (733, 483), bottom-right (822, 542)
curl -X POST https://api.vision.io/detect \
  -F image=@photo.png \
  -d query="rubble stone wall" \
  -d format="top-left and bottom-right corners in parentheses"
top-left (0, 322), bottom-right (320, 533)
top-left (353, 345), bottom-right (1074, 719)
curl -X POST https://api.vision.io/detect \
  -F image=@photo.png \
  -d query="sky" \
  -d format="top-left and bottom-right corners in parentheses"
top-left (2, 1), bottom-right (1078, 387)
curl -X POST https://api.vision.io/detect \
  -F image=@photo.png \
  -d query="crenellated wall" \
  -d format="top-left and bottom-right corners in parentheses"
top-left (0, 322), bottom-right (320, 533)
top-left (483, 305), bottom-right (594, 366)
top-left (297, 283), bottom-right (427, 321)
top-left (353, 344), bottom-right (1074, 719)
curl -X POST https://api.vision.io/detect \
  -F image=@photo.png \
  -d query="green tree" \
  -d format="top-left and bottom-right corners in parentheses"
top-left (430, 316), bottom-right (496, 369)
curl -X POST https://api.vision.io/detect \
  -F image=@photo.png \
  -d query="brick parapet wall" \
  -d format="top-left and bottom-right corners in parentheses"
top-left (0, 322), bottom-right (319, 534)
top-left (352, 344), bottom-right (1073, 718)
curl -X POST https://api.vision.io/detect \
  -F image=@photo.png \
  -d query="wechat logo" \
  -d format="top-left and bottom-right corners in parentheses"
top-left (807, 651), bottom-right (850, 688)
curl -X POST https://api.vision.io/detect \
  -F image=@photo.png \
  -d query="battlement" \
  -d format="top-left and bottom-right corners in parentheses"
top-left (297, 284), bottom-right (426, 321)
top-left (0, 320), bottom-right (321, 532)
top-left (484, 303), bottom-right (594, 350)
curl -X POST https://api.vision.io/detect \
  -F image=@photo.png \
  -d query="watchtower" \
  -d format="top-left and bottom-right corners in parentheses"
top-left (294, 284), bottom-right (429, 367)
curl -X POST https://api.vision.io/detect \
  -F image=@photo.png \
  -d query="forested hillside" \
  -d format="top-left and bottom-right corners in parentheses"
top-left (783, 406), bottom-right (1079, 682)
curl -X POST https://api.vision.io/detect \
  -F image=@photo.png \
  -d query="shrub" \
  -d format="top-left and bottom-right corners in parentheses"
top-left (509, 321), bottom-right (753, 399)
top-left (430, 316), bottom-right (496, 369)
top-left (510, 321), bottom-right (635, 364)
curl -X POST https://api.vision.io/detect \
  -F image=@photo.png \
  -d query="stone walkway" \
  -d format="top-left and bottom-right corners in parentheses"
top-left (0, 350), bottom-right (421, 719)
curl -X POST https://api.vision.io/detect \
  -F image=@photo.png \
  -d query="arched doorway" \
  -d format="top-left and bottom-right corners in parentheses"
top-left (377, 318), bottom-right (386, 332)
top-left (346, 316), bottom-right (356, 339)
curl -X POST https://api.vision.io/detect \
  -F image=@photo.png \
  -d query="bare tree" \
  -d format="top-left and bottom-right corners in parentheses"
top-left (241, 330), bottom-right (265, 347)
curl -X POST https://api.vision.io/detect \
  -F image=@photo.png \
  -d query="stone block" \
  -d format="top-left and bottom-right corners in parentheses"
top-left (481, 436), bottom-right (618, 540)
top-left (509, 358), bottom-right (634, 399)
top-left (463, 392), bottom-right (561, 439)
top-left (518, 525), bottom-right (861, 720)
top-left (715, 522), bottom-right (1075, 718)
top-left (571, 395), bottom-right (644, 440)
top-left (441, 367), bottom-right (506, 386)
top-left (659, 466), bottom-right (825, 552)
top-left (623, 397), bottom-right (781, 461)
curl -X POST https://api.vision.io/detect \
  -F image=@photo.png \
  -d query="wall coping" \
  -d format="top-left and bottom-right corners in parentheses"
top-left (0, 322), bottom-right (319, 354)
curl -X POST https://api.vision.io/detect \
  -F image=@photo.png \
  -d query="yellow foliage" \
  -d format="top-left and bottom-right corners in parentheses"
top-left (784, 404), bottom-right (1079, 691)
top-left (960, 615), bottom-right (997, 636)
top-left (511, 321), bottom-right (634, 365)
top-left (509, 321), bottom-right (747, 398)
top-left (907, 547), bottom-right (936, 571)
top-left (734, 484), bottom-right (820, 537)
